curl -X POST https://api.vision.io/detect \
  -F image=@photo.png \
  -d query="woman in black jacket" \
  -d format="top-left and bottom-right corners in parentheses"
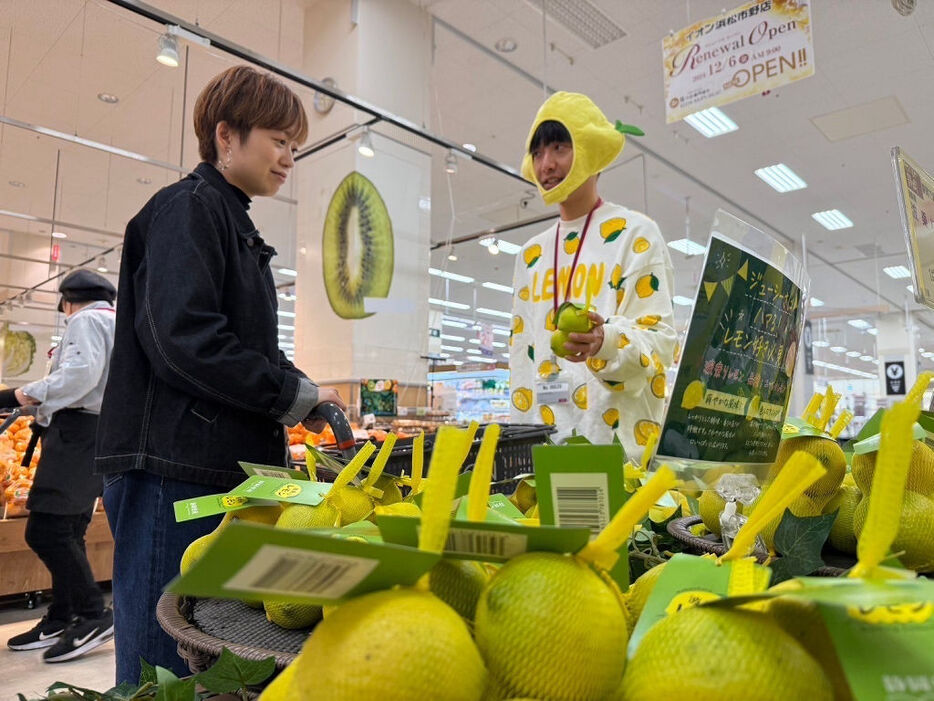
top-left (96, 65), bottom-right (344, 684)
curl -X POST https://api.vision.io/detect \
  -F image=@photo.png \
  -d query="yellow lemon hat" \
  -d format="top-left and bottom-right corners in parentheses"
top-left (521, 91), bottom-right (643, 206)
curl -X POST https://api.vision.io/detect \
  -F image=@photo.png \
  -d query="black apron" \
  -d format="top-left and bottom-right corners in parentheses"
top-left (25, 410), bottom-right (102, 515)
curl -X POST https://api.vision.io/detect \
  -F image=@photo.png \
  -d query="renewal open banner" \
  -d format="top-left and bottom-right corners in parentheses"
top-left (663, 0), bottom-right (814, 124)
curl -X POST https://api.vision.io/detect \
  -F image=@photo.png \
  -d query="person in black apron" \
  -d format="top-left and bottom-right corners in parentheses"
top-left (2, 269), bottom-right (117, 663)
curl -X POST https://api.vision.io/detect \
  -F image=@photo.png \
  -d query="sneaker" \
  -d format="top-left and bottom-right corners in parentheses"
top-left (7, 614), bottom-right (69, 651)
top-left (43, 607), bottom-right (114, 663)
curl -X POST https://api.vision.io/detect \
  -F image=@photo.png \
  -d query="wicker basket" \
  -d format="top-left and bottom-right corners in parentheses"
top-left (666, 515), bottom-right (852, 577)
top-left (156, 593), bottom-right (309, 680)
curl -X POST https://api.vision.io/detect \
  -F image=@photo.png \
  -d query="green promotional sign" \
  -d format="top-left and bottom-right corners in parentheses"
top-left (659, 223), bottom-right (805, 466)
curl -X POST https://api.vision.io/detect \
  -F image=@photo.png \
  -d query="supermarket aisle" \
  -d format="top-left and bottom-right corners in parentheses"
top-left (0, 602), bottom-right (115, 701)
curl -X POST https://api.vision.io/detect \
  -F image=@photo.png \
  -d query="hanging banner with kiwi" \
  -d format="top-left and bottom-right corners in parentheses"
top-left (657, 210), bottom-right (807, 470)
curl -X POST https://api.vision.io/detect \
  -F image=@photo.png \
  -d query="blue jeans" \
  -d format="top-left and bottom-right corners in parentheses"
top-left (103, 470), bottom-right (222, 685)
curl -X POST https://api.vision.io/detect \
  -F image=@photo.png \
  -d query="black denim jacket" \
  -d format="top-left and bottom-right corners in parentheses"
top-left (95, 163), bottom-right (317, 488)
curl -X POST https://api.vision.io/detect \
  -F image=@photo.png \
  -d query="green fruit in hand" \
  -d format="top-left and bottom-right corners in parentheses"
top-left (550, 329), bottom-right (572, 358)
top-left (556, 301), bottom-right (592, 333)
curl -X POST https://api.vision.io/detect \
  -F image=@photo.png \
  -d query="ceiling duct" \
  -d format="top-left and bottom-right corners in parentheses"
top-left (524, 0), bottom-right (626, 49)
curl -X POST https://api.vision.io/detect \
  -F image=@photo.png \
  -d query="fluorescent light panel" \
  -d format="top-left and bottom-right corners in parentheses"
top-left (667, 238), bottom-right (706, 256)
top-left (429, 297), bottom-right (470, 310)
top-left (442, 319), bottom-right (468, 328)
top-left (829, 346), bottom-right (847, 353)
top-left (477, 238), bottom-right (521, 255)
top-left (883, 265), bottom-right (911, 279)
top-left (754, 163), bottom-right (807, 193)
top-left (867, 328), bottom-right (878, 336)
top-left (482, 281), bottom-right (514, 294)
top-left (476, 307), bottom-right (512, 319)
top-left (440, 334), bottom-right (465, 341)
top-left (277, 267), bottom-right (297, 277)
top-left (441, 344), bottom-right (464, 352)
top-left (812, 340), bottom-right (830, 347)
top-left (846, 350), bottom-right (861, 357)
top-left (812, 209), bottom-right (853, 230)
top-left (430, 267), bottom-right (474, 283)
top-left (277, 310), bottom-right (295, 318)
top-left (848, 319), bottom-right (871, 329)
top-left (812, 359), bottom-right (876, 379)
top-left (683, 107), bottom-right (738, 138)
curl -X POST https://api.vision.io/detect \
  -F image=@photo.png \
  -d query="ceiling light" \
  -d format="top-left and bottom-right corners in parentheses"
top-left (883, 265), bottom-right (911, 279)
top-left (672, 295), bottom-right (693, 306)
top-left (51, 335), bottom-right (62, 342)
top-left (492, 341), bottom-right (506, 348)
top-left (156, 33), bottom-right (179, 67)
top-left (277, 292), bottom-right (296, 301)
top-left (467, 349), bottom-right (481, 355)
top-left (429, 297), bottom-right (469, 310)
top-left (859, 355), bottom-right (873, 361)
top-left (469, 338), bottom-right (480, 344)
top-left (867, 328), bottom-right (878, 336)
top-left (846, 350), bottom-right (861, 357)
top-left (418, 196), bottom-right (431, 211)
top-left (438, 353), bottom-right (450, 359)
top-left (277, 267), bottom-right (297, 277)
top-left (51, 231), bottom-right (67, 239)
top-left (277, 310), bottom-right (296, 318)
top-left (810, 297), bottom-right (824, 307)
top-left (683, 107), bottom-right (738, 138)
top-left (812, 209), bottom-right (853, 230)
top-left (495, 240), bottom-right (521, 254)
top-left (447, 248), bottom-right (457, 262)
top-left (441, 344), bottom-right (464, 352)
top-left (8, 180), bottom-right (24, 188)
top-left (488, 241), bottom-right (500, 255)
top-left (450, 360), bottom-right (464, 366)
top-left (463, 143), bottom-right (477, 152)
top-left (667, 238), bottom-right (705, 256)
top-left (97, 93), bottom-right (119, 104)
top-left (812, 340), bottom-right (830, 347)
top-left (442, 319), bottom-right (469, 328)
top-left (478, 236), bottom-right (495, 247)
top-left (501, 352), bottom-right (510, 359)
top-left (358, 128), bottom-right (375, 158)
top-left (136, 177), bottom-right (152, 185)
top-left (812, 359), bottom-right (876, 379)
top-left (445, 150), bottom-right (458, 175)
top-left (476, 307), bottom-right (512, 319)
top-left (908, 284), bottom-right (915, 293)
top-left (96, 256), bottom-right (108, 273)
top-left (441, 334), bottom-right (465, 342)
top-left (830, 346), bottom-right (847, 353)
top-left (848, 319), bottom-right (872, 329)
top-left (482, 282), bottom-right (514, 294)
top-left (754, 163), bottom-right (807, 193)
top-left (492, 327), bottom-right (510, 336)
top-left (277, 324), bottom-right (295, 331)
top-left (494, 37), bottom-right (517, 52)
top-left (429, 267), bottom-right (474, 283)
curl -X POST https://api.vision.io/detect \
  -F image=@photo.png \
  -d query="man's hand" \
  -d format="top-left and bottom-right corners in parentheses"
top-left (302, 387), bottom-right (347, 433)
top-left (15, 388), bottom-right (38, 406)
top-left (563, 311), bottom-right (605, 363)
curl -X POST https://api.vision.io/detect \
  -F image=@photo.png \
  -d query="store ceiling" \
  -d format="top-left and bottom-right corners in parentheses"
top-left (0, 0), bottom-right (931, 381)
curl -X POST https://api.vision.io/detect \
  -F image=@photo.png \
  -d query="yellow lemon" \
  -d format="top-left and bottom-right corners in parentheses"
top-left (523, 244), bottom-right (542, 268)
top-left (634, 420), bottom-right (660, 447)
top-left (625, 564), bottom-right (666, 630)
top-left (606, 380), bottom-right (626, 392)
top-left (609, 264), bottom-right (624, 290)
top-left (600, 217), bottom-right (627, 243)
top-left (681, 380), bottom-right (706, 410)
top-left (746, 394), bottom-right (761, 421)
top-left (257, 659), bottom-right (300, 701)
top-left (512, 387), bottom-right (532, 413)
top-left (518, 286), bottom-right (530, 301)
top-left (264, 600), bottom-right (323, 629)
top-left (587, 357), bottom-right (607, 372)
top-left (651, 373), bottom-right (666, 399)
top-left (635, 273), bottom-right (659, 298)
top-left (632, 237), bottom-right (650, 254)
top-left (636, 314), bottom-right (661, 327)
top-left (603, 408), bottom-right (620, 429)
top-left (512, 315), bottom-right (524, 335)
top-left (540, 405), bottom-right (555, 425)
top-left (616, 289), bottom-right (625, 307)
top-left (639, 353), bottom-right (650, 368)
top-left (824, 485), bottom-right (859, 554)
top-left (545, 308), bottom-right (556, 331)
top-left (563, 232), bottom-right (580, 255)
top-left (373, 502), bottom-right (422, 517)
top-left (538, 359), bottom-right (559, 378)
top-left (618, 333), bottom-right (630, 349)
top-left (429, 559), bottom-right (490, 622)
top-left (572, 384), bottom-right (588, 410)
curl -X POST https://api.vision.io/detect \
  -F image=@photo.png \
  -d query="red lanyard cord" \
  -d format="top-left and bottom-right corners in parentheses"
top-left (552, 198), bottom-right (603, 319)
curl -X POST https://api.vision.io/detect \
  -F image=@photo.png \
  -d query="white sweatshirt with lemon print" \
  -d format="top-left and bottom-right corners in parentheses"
top-left (509, 201), bottom-right (677, 461)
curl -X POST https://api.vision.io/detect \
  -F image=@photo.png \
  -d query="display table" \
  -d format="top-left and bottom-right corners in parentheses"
top-left (0, 509), bottom-right (113, 597)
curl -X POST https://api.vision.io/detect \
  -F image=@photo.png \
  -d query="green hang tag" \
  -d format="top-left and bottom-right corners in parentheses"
top-left (304, 443), bottom-right (351, 476)
top-left (173, 494), bottom-right (282, 523)
top-left (487, 493), bottom-right (526, 520)
top-left (412, 470), bottom-right (473, 508)
top-left (628, 553), bottom-right (771, 656)
top-left (166, 521), bottom-right (438, 605)
top-left (227, 474), bottom-right (331, 506)
top-left (780, 416), bottom-right (826, 440)
top-left (306, 521), bottom-right (384, 544)
top-left (239, 461), bottom-right (309, 480)
top-left (453, 496), bottom-right (520, 525)
top-left (376, 515), bottom-right (590, 563)
top-left (533, 444), bottom-right (629, 589)
top-left (853, 423), bottom-right (927, 455)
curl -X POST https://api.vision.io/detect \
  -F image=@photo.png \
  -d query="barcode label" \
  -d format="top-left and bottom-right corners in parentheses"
top-left (224, 545), bottom-right (377, 599)
top-left (443, 528), bottom-right (527, 560)
top-left (250, 468), bottom-right (294, 478)
top-left (550, 473), bottom-right (610, 538)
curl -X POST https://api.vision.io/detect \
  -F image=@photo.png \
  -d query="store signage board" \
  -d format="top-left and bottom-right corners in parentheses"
top-left (885, 360), bottom-right (907, 396)
top-left (892, 147), bottom-right (934, 310)
top-left (655, 210), bottom-right (808, 472)
top-left (663, 0), bottom-right (814, 123)
top-left (360, 378), bottom-right (398, 416)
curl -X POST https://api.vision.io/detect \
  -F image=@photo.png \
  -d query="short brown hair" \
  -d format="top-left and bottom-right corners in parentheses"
top-left (193, 65), bottom-right (309, 163)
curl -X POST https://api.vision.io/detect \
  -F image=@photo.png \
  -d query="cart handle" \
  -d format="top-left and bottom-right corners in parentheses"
top-left (308, 401), bottom-right (356, 460)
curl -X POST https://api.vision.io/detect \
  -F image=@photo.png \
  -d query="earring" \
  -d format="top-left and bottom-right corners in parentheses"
top-left (219, 148), bottom-right (232, 171)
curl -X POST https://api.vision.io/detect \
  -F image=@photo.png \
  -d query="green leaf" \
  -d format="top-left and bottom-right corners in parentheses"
top-left (153, 668), bottom-right (196, 701)
top-left (603, 230), bottom-right (623, 243)
top-left (102, 682), bottom-right (147, 700)
top-left (769, 509), bottom-right (836, 584)
top-left (615, 120), bottom-right (645, 137)
top-left (565, 230), bottom-right (579, 241)
top-left (139, 659), bottom-right (158, 687)
top-left (193, 648), bottom-right (276, 694)
top-left (527, 345), bottom-right (534, 361)
top-left (44, 681), bottom-right (105, 700)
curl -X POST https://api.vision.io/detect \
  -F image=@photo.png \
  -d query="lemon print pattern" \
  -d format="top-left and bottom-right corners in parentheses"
top-left (587, 357), bottom-right (607, 372)
top-left (634, 419), bottom-right (661, 446)
top-left (523, 244), bottom-right (542, 268)
top-left (540, 405), bottom-right (555, 425)
top-left (651, 373), bottom-right (666, 399)
top-left (600, 218), bottom-right (627, 243)
top-left (545, 308), bottom-right (557, 331)
top-left (538, 359), bottom-right (560, 378)
top-left (603, 408), bottom-right (620, 429)
top-left (572, 384), bottom-right (587, 409)
top-left (639, 353), bottom-right (650, 368)
top-left (563, 231), bottom-right (580, 255)
top-left (518, 286), bottom-right (530, 301)
top-left (512, 387), bottom-right (532, 412)
top-left (605, 380), bottom-right (625, 392)
top-left (618, 334), bottom-right (630, 349)
top-left (681, 380), bottom-right (706, 410)
top-left (635, 273), bottom-right (659, 298)
top-left (632, 237), bottom-right (650, 254)
top-left (637, 314), bottom-right (661, 327)
top-left (512, 315), bottom-right (524, 335)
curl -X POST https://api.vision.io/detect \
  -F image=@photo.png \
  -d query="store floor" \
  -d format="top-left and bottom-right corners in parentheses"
top-left (1, 600), bottom-right (116, 701)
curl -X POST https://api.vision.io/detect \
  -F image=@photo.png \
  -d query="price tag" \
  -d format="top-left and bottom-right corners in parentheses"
top-left (535, 381), bottom-right (571, 405)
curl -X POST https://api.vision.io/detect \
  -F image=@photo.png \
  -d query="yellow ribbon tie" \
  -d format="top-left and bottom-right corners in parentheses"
top-left (467, 424), bottom-right (502, 522)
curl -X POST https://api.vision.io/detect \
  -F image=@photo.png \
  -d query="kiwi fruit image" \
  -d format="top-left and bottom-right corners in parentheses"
top-left (322, 171), bottom-right (394, 318)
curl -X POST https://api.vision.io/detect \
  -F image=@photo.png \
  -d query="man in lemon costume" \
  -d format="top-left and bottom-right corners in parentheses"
top-left (509, 92), bottom-right (676, 460)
